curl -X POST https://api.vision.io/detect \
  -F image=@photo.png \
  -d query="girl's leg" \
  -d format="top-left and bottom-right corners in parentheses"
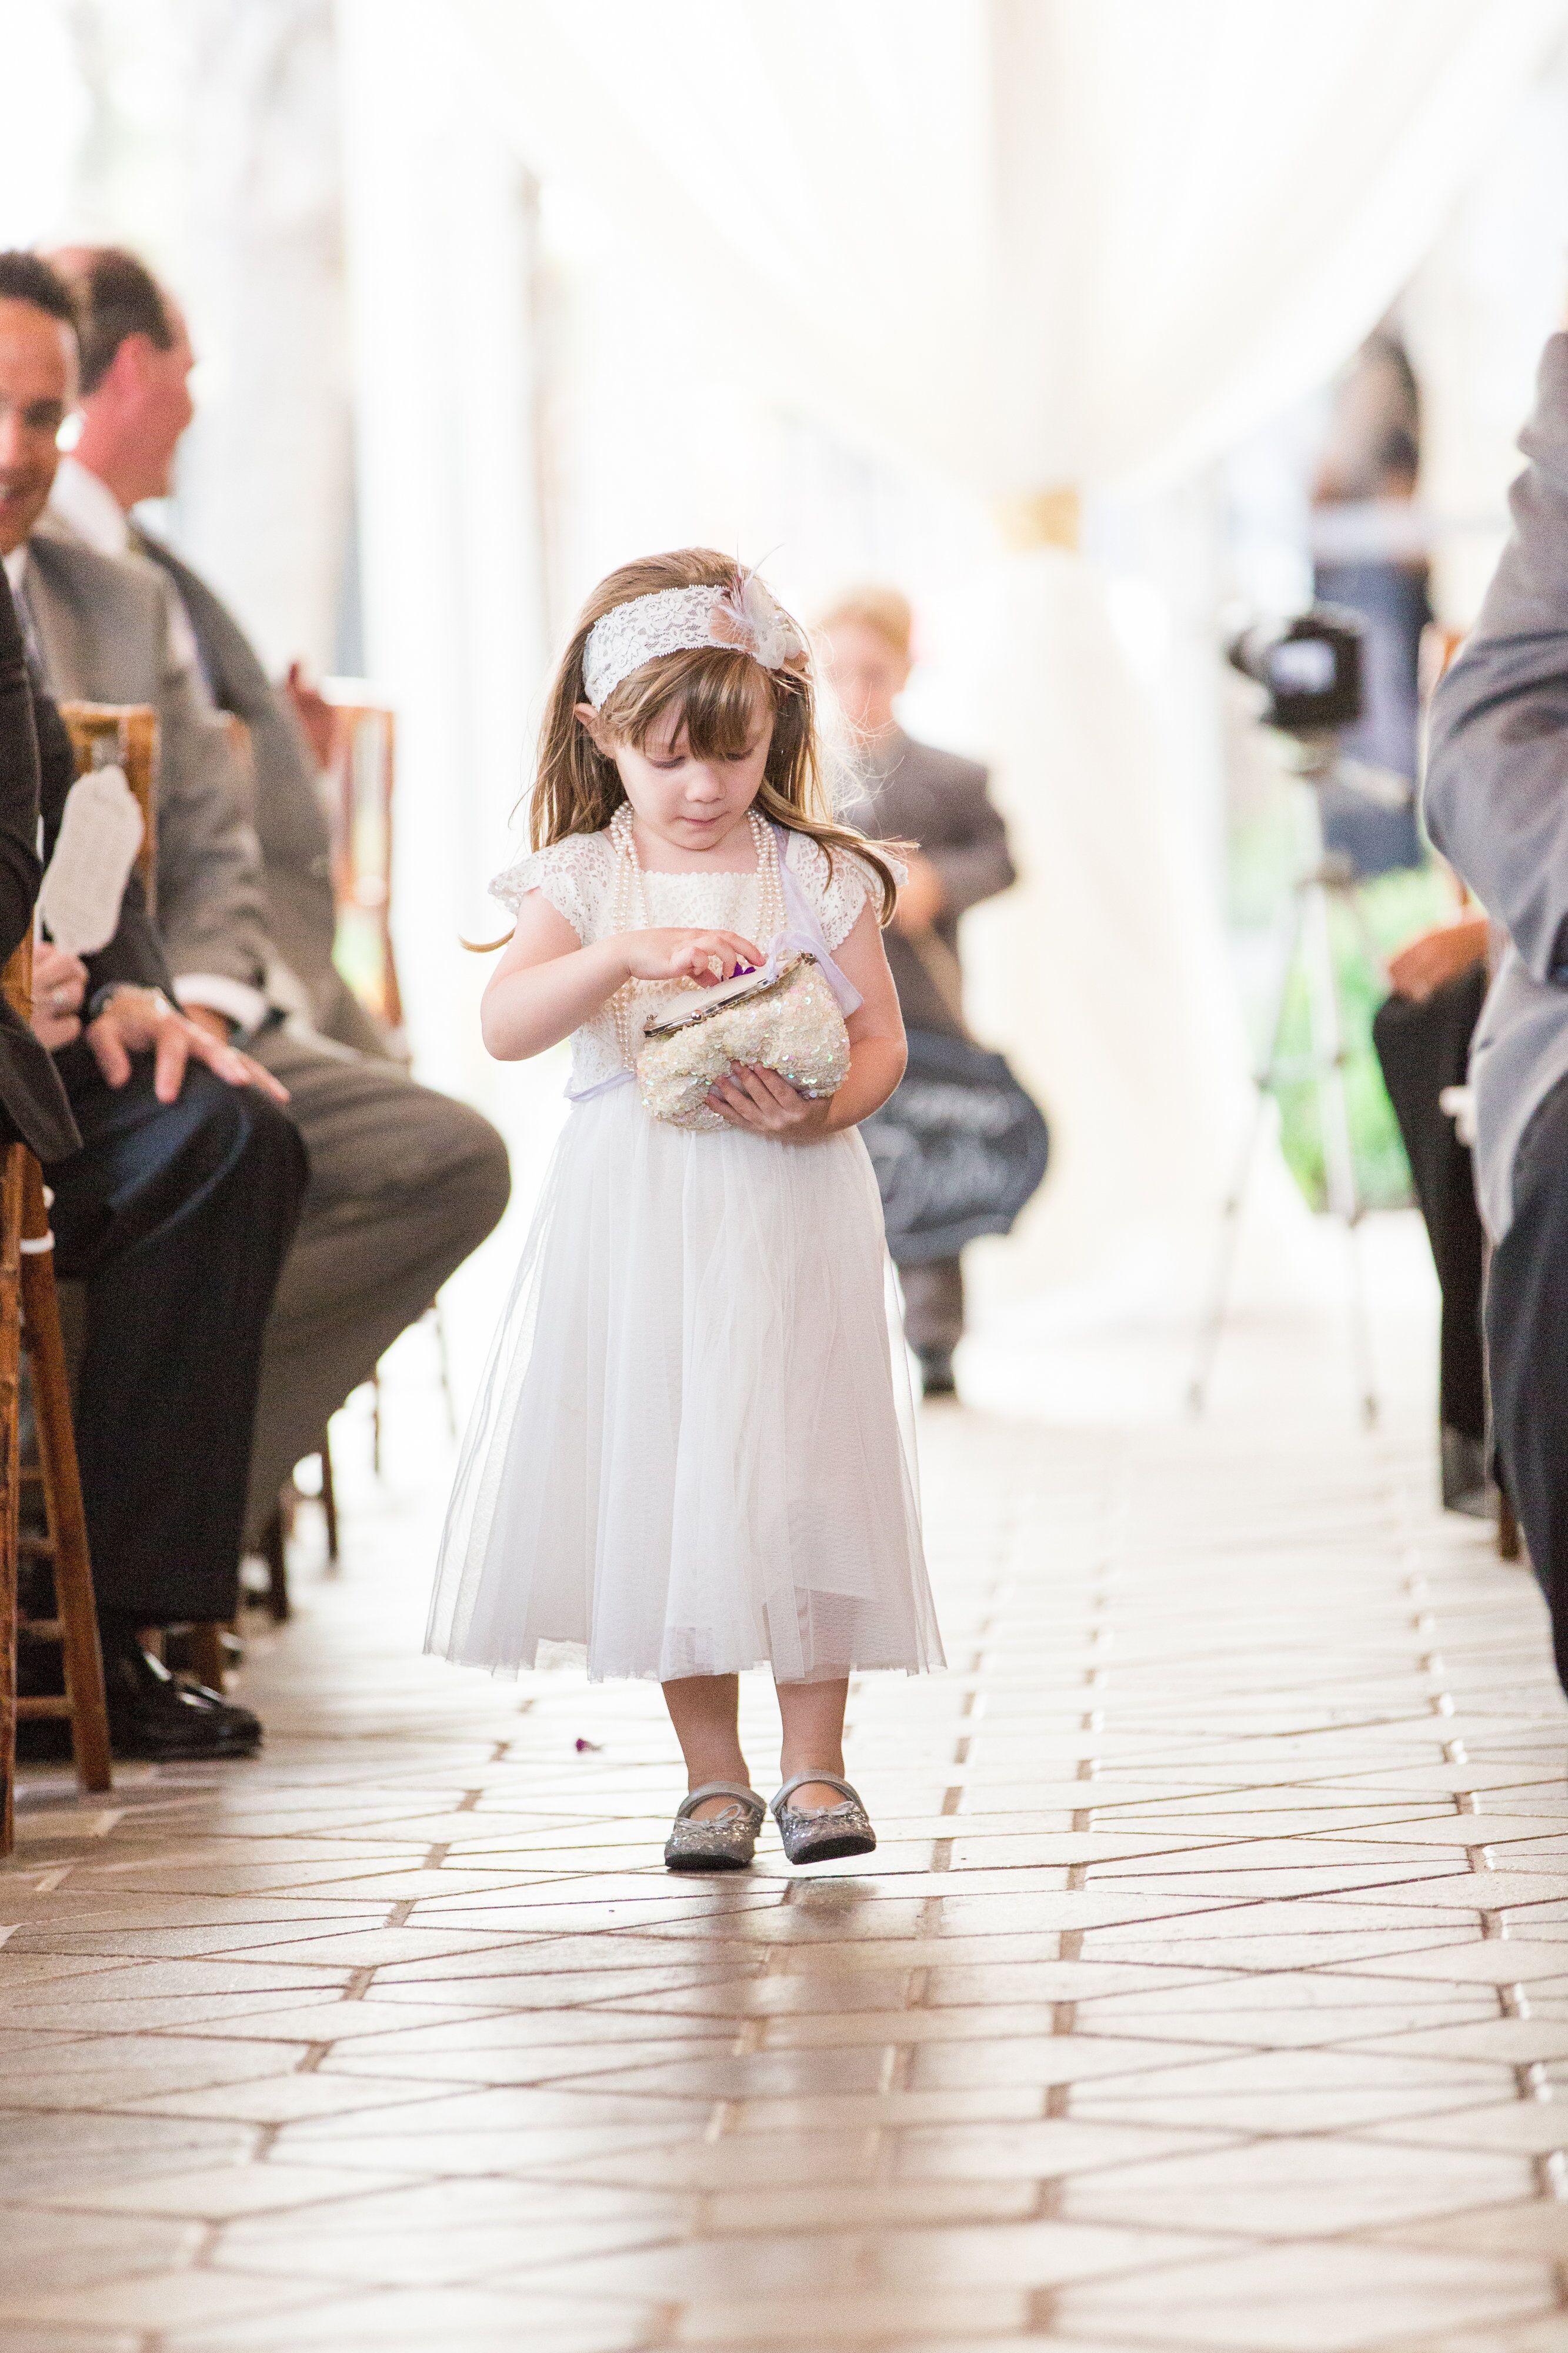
top-left (663, 1675), bottom-right (751, 1817)
top-left (776, 1677), bottom-right (850, 1809)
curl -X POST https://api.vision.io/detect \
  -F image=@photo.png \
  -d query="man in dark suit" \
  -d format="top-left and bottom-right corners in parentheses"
top-left (0, 568), bottom-right (78, 1164)
top-left (0, 290), bottom-right (306, 1758)
top-left (820, 586), bottom-right (1016, 1392)
top-left (16, 247), bottom-right (509, 1544)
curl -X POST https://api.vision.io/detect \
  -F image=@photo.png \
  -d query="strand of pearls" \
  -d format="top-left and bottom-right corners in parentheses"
top-left (607, 805), bottom-right (785, 1074)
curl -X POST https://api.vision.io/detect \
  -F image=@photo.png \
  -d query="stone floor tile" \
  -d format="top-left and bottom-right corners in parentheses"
top-left (0, 2208), bottom-right (200, 2294)
top-left (164, 2286), bottom-right (653, 2350)
top-left (1049, 2241), bottom-right (1557, 2352)
top-left (1424, 2318), bottom-right (1568, 2353)
top-left (0, 2331), bottom-right (143, 2353)
top-left (1356, 2101), bottom-right (1568, 2156)
top-left (32, 2161), bottom-right (425, 2221)
top-left (668, 2286), bottom-right (1030, 2343)
top-left (1060, 2133), bottom-right (1534, 2235)
top-left (0, 2272), bottom-right (333, 2332)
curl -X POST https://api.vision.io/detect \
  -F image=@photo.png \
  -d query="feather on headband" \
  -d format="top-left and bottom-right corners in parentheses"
top-left (581, 572), bottom-right (807, 709)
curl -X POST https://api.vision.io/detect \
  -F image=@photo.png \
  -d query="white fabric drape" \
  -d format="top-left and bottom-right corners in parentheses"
top-left (350, 0), bottom-right (1568, 1279)
top-left (453, 0), bottom-right (1568, 496)
top-left (337, 0), bottom-right (549, 1091)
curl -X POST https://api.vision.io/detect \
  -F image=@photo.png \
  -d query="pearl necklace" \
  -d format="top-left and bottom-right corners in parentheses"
top-left (608, 805), bottom-right (786, 1074)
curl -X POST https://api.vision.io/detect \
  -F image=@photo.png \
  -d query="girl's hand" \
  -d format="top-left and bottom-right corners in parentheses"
top-left (707, 1062), bottom-right (834, 1142)
top-left (620, 928), bottom-right (765, 986)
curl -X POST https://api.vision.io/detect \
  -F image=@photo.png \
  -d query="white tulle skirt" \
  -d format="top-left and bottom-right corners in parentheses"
top-left (426, 1086), bottom-right (943, 1684)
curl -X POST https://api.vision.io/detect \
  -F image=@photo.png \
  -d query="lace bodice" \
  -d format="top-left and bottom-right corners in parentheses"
top-left (490, 824), bottom-right (879, 1096)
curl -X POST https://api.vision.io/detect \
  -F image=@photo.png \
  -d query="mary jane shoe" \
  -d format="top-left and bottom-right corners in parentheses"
top-left (770, 1771), bottom-right (877, 1865)
top-left (664, 1781), bottom-right (768, 1872)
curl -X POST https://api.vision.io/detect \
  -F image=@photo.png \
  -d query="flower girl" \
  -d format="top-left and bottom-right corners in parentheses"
top-left (428, 549), bottom-right (942, 1869)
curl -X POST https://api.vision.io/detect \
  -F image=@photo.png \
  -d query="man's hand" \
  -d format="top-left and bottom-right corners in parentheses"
top-left (183, 1004), bottom-right (236, 1045)
top-left (86, 987), bottom-right (291, 1106)
top-left (706, 1062), bottom-right (833, 1142)
top-left (31, 940), bottom-right (88, 1051)
top-left (890, 851), bottom-right (946, 936)
top-left (1387, 913), bottom-right (1490, 1003)
top-left (285, 661), bottom-right (337, 771)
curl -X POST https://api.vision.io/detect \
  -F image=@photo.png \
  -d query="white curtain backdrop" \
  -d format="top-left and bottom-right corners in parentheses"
top-left (345, 0), bottom-right (1568, 1282)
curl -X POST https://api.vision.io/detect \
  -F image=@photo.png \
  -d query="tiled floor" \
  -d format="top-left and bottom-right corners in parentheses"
top-left (4, 1217), bottom-right (1568, 2350)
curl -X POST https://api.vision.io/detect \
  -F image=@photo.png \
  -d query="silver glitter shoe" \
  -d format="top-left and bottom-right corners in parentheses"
top-left (663, 1782), bottom-right (767, 1872)
top-left (769, 1771), bottom-right (877, 1866)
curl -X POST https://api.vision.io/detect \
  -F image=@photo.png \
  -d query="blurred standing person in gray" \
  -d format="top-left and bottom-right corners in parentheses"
top-left (1426, 321), bottom-right (1568, 1693)
top-left (29, 246), bottom-right (511, 1538)
top-left (819, 586), bottom-right (1015, 1395)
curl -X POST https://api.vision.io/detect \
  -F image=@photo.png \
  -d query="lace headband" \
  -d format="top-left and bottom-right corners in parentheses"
top-left (581, 572), bottom-right (807, 709)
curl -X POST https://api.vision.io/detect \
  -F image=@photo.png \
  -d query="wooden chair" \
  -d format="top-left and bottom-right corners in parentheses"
top-left (0, 1125), bottom-right (23, 1857)
top-left (322, 682), bottom-right (452, 1461)
top-left (1, 929), bottom-right (112, 1857)
top-left (250, 692), bottom-right (407, 1615)
top-left (323, 689), bottom-right (403, 1039)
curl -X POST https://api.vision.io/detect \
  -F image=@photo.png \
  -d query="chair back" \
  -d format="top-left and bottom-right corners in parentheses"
top-left (55, 703), bottom-right (159, 913)
top-left (2, 935), bottom-right (31, 1026)
top-left (322, 686), bottom-right (401, 1032)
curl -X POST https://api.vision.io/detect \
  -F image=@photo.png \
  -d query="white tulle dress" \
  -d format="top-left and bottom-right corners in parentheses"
top-left (426, 818), bottom-right (943, 1685)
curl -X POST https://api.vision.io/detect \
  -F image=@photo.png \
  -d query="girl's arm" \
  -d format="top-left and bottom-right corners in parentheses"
top-left (481, 893), bottom-right (764, 1062)
top-left (708, 898), bottom-right (908, 1140)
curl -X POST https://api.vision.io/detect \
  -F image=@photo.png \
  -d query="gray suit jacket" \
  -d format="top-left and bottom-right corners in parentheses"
top-left (131, 532), bottom-right (351, 1033)
top-left (22, 521), bottom-right (271, 1000)
top-left (850, 728), bottom-right (1016, 1037)
top-left (1425, 332), bottom-right (1568, 1241)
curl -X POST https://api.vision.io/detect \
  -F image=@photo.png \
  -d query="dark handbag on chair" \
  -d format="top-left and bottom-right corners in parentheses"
top-left (862, 915), bottom-right (1050, 1266)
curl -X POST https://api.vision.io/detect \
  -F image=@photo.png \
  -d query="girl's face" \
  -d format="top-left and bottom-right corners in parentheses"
top-left (579, 689), bottom-right (775, 856)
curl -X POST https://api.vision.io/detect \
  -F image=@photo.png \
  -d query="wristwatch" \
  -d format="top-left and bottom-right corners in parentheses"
top-left (86, 982), bottom-right (177, 1024)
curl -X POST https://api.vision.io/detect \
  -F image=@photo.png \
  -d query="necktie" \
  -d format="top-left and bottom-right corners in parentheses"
top-left (9, 568), bottom-right (51, 693)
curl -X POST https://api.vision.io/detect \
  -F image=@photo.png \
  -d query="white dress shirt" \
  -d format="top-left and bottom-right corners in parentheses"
top-left (44, 457), bottom-right (266, 1033)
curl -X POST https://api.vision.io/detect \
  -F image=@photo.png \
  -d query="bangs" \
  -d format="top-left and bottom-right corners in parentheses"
top-left (603, 645), bottom-right (776, 759)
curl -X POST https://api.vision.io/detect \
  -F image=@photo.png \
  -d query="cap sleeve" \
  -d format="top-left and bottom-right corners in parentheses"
top-left (488, 832), bottom-right (612, 943)
top-left (783, 830), bottom-right (898, 952)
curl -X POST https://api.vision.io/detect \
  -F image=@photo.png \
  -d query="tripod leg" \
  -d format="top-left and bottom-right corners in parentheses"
top-left (1304, 880), bottom-right (1377, 1425)
top-left (1189, 881), bottom-right (1310, 1415)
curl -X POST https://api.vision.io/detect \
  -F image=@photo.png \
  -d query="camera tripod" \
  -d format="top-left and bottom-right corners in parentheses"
top-left (1189, 747), bottom-right (1404, 1426)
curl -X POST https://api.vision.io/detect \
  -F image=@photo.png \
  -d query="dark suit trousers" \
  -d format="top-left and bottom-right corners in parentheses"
top-left (1371, 967), bottom-right (1488, 1501)
top-left (1486, 1071), bottom-right (1568, 1694)
top-left (48, 1048), bottom-right (308, 1625)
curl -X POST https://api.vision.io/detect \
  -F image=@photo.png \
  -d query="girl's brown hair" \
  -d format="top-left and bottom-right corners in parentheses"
top-left (522, 547), bottom-right (900, 927)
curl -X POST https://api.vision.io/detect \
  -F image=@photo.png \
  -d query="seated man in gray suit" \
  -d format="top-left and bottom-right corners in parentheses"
top-left (1426, 321), bottom-right (1568, 1695)
top-left (54, 247), bottom-right (393, 1064)
top-left (1, 249), bottom-right (510, 1592)
top-left (819, 585), bottom-right (1016, 1394)
top-left (0, 255), bottom-right (308, 1756)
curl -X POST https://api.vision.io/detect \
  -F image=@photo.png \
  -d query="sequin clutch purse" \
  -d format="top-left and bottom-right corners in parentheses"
top-left (636, 954), bottom-right (851, 1131)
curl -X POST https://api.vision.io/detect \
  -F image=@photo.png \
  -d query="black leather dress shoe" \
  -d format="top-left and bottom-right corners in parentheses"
top-left (918, 1349), bottom-right (958, 1398)
top-left (103, 1639), bottom-right (263, 1761)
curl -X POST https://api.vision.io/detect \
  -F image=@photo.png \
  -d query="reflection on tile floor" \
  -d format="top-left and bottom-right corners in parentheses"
top-left (5, 1237), bottom-right (1568, 2350)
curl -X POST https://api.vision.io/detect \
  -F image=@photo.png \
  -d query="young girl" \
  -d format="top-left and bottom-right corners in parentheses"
top-left (427, 548), bottom-right (943, 1870)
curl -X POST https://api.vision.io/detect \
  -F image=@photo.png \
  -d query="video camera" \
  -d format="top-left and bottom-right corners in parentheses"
top-left (1227, 608), bottom-right (1365, 738)
top-left (1226, 602), bottom-right (1410, 819)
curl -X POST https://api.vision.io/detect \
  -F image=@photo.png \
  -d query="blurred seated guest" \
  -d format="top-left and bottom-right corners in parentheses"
top-left (52, 247), bottom-right (392, 1062)
top-left (1, 250), bottom-right (510, 1567)
top-left (1372, 908), bottom-right (1491, 1512)
top-left (1426, 321), bottom-right (1568, 1691)
top-left (0, 259), bottom-right (306, 1754)
top-left (819, 585), bottom-right (1015, 1395)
